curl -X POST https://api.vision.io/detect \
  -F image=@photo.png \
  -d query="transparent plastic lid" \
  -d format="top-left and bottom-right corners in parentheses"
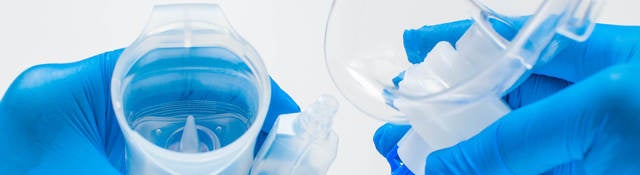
top-left (324, 0), bottom-right (603, 123)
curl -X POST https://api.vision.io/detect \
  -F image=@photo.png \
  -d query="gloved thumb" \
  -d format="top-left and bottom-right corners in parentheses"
top-left (373, 123), bottom-right (412, 156)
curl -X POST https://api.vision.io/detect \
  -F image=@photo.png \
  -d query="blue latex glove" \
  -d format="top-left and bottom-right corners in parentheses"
top-left (0, 49), bottom-right (300, 174)
top-left (374, 20), bottom-right (640, 174)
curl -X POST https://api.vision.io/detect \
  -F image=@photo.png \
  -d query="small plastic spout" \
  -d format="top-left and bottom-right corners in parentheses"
top-left (180, 115), bottom-right (200, 153)
top-left (251, 95), bottom-right (340, 175)
top-left (299, 95), bottom-right (339, 136)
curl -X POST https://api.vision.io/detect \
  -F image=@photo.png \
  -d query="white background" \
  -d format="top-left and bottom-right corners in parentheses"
top-left (0, 0), bottom-right (638, 174)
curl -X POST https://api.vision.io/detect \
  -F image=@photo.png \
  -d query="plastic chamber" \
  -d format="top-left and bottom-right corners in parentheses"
top-left (110, 0), bottom-right (271, 174)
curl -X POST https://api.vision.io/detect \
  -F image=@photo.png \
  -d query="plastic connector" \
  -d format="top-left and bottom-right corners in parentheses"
top-left (251, 95), bottom-right (340, 175)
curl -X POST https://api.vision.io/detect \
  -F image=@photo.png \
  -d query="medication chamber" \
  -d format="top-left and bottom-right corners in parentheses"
top-left (110, 0), bottom-right (270, 174)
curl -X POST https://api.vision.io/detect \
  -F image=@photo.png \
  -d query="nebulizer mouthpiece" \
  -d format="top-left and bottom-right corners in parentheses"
top-left (110, 0), bottom-right (271, 174)
top-left (325, 0), bottom-right (603, 174)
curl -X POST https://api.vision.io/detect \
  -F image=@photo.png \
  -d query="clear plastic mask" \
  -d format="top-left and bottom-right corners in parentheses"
top-left (324, 0), bottom-right (603, 123)
top-left (325, 0), bottom-right (603, 173)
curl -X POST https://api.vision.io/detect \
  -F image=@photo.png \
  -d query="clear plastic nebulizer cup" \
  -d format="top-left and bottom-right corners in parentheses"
top-left (110, 0), bottom-right (270, 174)
top-left (325, 0), bottom-right (603, 174)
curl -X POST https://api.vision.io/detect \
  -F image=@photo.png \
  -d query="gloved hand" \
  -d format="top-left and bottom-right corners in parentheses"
top-left (374, 20), bottom-right (640, 174)
top-left (0, 49), bottom-right (300, 174)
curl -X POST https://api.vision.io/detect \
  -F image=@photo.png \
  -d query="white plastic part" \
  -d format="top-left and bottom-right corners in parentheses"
top-left (396, 130), bottom-right (429, 175)
top-left (397, 97), bottom-right (510, 175)
top-left (251, 95), bottom-right (340, 175)
top-left (111, 1), bottom-right (270, 174)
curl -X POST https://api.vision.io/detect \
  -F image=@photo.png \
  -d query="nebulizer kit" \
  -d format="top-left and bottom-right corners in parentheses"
top-left (110, 0), bottom-right (338, 174)
top-left (108, 0), bottom-right (605, 174)
top-left (325, 0), bottom-right (603, 174)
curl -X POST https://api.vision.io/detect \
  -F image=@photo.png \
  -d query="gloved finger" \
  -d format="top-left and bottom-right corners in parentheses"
top-left (261, 79), bottom-right (301, 133)
top-left (404, 20), bottom-right (640, 83)
top-left (255, 79), bottom-right (301, 152)
top-left (403, 20), bottom-right (473, 64)
top-left (0, 49), bottom-right (124, 174)
top-left (403, 17), bottom-right (525, 64)
top-left (424, 63), bottom-right (640, 174)
top-left (535, 24), bottom-right (640, 82)
top-left (502, 74), bottom-right (571, 109)
top-left (373, 123), bottom-right (412, 156)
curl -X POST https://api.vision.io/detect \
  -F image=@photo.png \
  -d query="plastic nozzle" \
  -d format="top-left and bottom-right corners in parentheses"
top-left (299, 95), bottom-right (339, 135)
top-left (180, 115), bottom-right (200, 153)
